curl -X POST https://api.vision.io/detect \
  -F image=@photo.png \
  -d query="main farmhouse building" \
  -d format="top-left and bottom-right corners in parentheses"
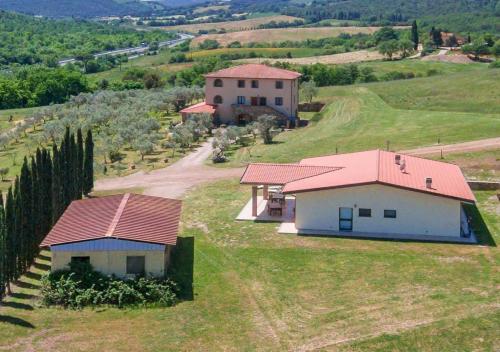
top-left (181, 64), bottom-right (301, 126)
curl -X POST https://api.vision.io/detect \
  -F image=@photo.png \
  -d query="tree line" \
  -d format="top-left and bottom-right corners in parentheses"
top-left (0, 127), bottom-right (94, 298)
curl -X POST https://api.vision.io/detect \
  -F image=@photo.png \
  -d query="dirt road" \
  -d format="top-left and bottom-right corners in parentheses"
top-left (400, 137), bottom-right (500, 156)
top-left (94, 140), bottom-right (244, 198)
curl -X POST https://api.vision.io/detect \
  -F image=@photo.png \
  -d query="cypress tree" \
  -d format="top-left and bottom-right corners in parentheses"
top-left (5, 187), bottom-right (15, 294)
top-left (31, 156), bottom-right (41, 247)
top-left (20, 157), bottom-right (35, 268)
top-left (69, 133), bottom-right (78, 201)
top-left (13, 177), bottom-right (23, 276)
top-left (61, 127), bottom-right (71, 208)
top-left (52, 144), bottom-right (63, 223)
top-left (83, 130), bottom-right (94, 196)
top-left (411, 20), bottom-right (419, 50)
top-left (0, 192), bottom-right (5, 299)
top-left (76, 128), bottom-right (84, 199)
top-left (42, 148), bottom-right (53, 236)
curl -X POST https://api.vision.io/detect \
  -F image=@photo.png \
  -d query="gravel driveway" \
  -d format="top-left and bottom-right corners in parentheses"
top-left (94, 139), bottom-right (244, 198)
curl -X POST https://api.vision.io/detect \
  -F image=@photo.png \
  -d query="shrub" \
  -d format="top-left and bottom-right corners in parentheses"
top-left (41, 261), bottom-right (178, 309)
top-left (488, 60), bottom-right (500, 69)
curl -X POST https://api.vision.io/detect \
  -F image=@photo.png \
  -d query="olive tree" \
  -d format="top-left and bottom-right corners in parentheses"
top-left (256, 115), bottom-right (278, 144)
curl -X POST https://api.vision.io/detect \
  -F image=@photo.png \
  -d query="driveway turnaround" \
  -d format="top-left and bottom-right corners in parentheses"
top-left (94, 140), bottom-right (244, 198)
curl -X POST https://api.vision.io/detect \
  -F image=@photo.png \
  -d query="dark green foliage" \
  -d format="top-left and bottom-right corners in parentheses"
top-left (83, 130), bottom-right (94, 196)
top-left (0, 67), bottom-right (90, 109)
top-left (51, 144), bottom-right (63, 223)
top-left (41, 261), bottom-right (178, 309)
top-left (0, 130), bottom-right (94, 298)
top-left (411, 20), bottom-right (419, 50)
top-left (76, 129), bottom-right (84, 200)
top-left (4, 188), bottom-right (15, 294)
top-left (0, 11), bottom-right (173, 66)
top-left (0, 193), bottom-right (5, 298)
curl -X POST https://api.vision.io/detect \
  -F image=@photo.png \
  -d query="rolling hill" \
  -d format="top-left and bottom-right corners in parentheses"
top-left (0, 0), bottom-right (160, 18)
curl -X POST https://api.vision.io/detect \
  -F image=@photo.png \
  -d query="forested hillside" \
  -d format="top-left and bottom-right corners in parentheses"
top-left (282, 0), bottom-right (499, 23)
top-left (0, 0), bottom-right (157, 18)
top-left (0, 11), bottom-right (174, 67)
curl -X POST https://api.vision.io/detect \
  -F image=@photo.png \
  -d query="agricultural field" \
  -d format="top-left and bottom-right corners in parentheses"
top-left (0, 180), bottom-right (497, 351)
top-left (192, 5), bottom-right (230, 14)
top-left (188, 47), bottom-right (328, 60)
top-left (241, 49), bottom-right (384, 65)
top-left (226, 68), bottom-right (500, 166)
top-left (191, 26), bottom-right (408, 47)
top-left (0, 100), bottom-right (189, 193)
top-left (161, 15), bottom-right (302, 34)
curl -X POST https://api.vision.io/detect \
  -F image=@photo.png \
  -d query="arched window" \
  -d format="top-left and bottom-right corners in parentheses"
top-left (214, 79), bottom-right (223, 87)
top-left (214, 95), bottom-right (223, 104)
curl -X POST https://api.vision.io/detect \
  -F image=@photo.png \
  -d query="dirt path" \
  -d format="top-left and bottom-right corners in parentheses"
top-left (94, 139), bottom-right (244, 198)
top-left (400, 137), bottom-right (500, 156)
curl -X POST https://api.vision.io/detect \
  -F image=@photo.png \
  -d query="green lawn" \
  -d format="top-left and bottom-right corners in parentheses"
top-left (228, 88), bottom-right (500, 166)
top-left (358, 59), bottom-right (487, 77)
top-left (367, 68), bottom-right (500, 114)
top-left (0, 181), bottom-right (498, 351)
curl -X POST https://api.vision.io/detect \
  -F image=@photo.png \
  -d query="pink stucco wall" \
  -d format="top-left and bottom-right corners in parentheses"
top-left (205, 77), bottom-right (299, 124)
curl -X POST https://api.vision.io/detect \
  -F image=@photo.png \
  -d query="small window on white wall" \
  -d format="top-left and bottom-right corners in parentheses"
top-left (126, 256), bottom-right (145, 275)
top-left (214, 79), bottom-right (223, 87)
top-left (358, 208), bottom-right (371, 217)
top-left (384, 210), bottom-right (397, 218)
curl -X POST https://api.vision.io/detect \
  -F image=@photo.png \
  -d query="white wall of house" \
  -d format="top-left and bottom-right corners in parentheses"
top-left (295, 184), bottom-right (462, 237)
top-left (205, 77), bottom-right (299, 123)
top-left (51, 247), bottom-right (173, 278)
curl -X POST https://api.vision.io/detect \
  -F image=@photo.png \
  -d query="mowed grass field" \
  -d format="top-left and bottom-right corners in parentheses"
top-left (0, 181), bottom-right (498, 351)
top-left (227, 68), bottom-right (500, 165)
top-left (161, 15), bottom-right (302, 34)
top-left (191, 26), bottom-right (408, 47)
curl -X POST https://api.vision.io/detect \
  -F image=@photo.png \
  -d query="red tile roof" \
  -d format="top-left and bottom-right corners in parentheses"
top-left (241, 150), bottom-right (475, 203)
top-left (240, 163), bottom-right (340, 185)
top-left (180, 101), bottom-right (216, 114)
top-left (40, 194), bottom-right (182, 247)
top-left (204, 64), bottom-right (302, 80)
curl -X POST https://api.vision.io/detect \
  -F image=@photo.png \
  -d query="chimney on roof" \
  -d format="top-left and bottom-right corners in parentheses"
top-left (395, 154), bottom-right (401, 165)
top-left (426, 177), bottom-right (432, 189)
top-left (399, 159), bottom-right (406, 172)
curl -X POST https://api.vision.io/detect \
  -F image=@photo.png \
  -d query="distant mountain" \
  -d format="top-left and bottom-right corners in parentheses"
top-left (0, 0), bottom-right (162, 18)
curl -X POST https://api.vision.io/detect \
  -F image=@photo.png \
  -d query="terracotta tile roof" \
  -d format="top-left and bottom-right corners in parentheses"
top-left (180, 101), bottom-right (216, 114)
top-left (204, 64), bottom-right (302, 80)
top-left (240, 163), bottom-right (340, 185)
top-left (242, 150), bottom-right (475, 202)
top-left (40, 194), bottom-right (182, 247)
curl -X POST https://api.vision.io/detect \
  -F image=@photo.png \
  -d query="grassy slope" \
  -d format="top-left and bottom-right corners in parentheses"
top-left (0, 182), bottom-right (498, 351)
top-left (228, 68), bottom-right (500, 166)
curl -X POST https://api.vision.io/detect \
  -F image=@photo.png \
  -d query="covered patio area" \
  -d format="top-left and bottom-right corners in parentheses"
top-left (236, 188), bottom-right (295, 222)
top-left (238, 162), bottom-right (338, 223)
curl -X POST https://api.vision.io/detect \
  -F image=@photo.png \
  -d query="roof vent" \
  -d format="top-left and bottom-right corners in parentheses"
top-left (399, 159), bottom-right (406, 172)
top-left (395, 154), bottom-right (401, 165)
top-left (426, 177), bottom-right (432, 189)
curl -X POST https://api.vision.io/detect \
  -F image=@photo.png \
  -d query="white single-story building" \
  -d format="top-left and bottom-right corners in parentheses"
top-left (239, 150), bottom-right (476, 243)
top-left (40, 193), bottom-right (182, 278)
